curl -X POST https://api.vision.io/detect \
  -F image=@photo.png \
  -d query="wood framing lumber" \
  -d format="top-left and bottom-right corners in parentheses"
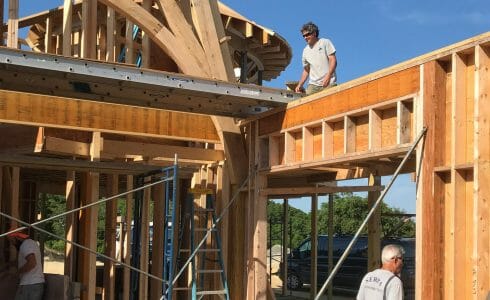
top-left (35, 135), bottom-right (225, 162)
top-left (418, 60), bottom-right (446, 299)
top-left (7, 0), bottom-right (18, 49)
top-left (474, 44), bottom-right (490, 299)
top-left (0, 89), bottom-right (220, 143)
top-left (103, 174), bottom-right (118, 300)
top-left (62, 0), bottom-right (73, 56)
top-left (367, 174), bottom-right (381, 272)
top-left (64, 171), bottom-right (76, 279)
top-left (260, 185), bottom-right (384, 197)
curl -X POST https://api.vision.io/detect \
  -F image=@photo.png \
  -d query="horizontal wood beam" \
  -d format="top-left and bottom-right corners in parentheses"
top-left (0, 89), bottom-right (220, 143)
top-left (261, 185), bottom-right (384, 196)
top-left (36, 136), bottom-right (225, 162)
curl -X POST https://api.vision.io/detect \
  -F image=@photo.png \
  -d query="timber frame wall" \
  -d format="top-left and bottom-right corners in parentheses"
top-left (247, 32), bottom-right (490, 299)
top-left (0, 0), bottom-right (489, 299)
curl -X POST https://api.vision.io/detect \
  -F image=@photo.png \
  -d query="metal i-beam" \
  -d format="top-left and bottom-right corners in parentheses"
top-left (0, 47), bottom-right (300, 118)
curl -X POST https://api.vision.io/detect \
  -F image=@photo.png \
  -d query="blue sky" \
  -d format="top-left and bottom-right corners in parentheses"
top-left (18, 1), bottom-right (490, 213)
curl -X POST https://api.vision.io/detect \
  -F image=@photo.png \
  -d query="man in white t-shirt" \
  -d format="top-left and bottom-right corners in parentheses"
top-left (295, 22), bottom-right (337, 95)
top-left (357, 244), bottom-right (405, 300)
top-left (7, 229), bottom-right (45, 300)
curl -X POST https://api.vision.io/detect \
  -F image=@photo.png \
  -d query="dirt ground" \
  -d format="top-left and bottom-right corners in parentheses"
top-left (44, 259), bottom-right (352, 299)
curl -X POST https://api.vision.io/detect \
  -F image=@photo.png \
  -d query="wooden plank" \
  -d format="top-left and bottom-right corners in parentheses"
top-left (418, 60), bottom-right (446, 300)
top-left (141, 0), bottom-right (151, 68)
top-left (45, 17), bottom-right (53, 53)
top-left (344, 116), bottom-right (355, 154)
top-left (138, 175), bottom-right (151, 300)
top-left (269, 135), bottom-right (278, 166)
top-left (64, 171), bottom-right (76, 279)
top-left (122, 175), bottom-right (133, 300)
top-left (323, 121), bottom-right (333, 159)
top-left (81, 0), bottom-right (97, 59)
top-left (369, 109), bottom-right (382, 150)
top-left (106, 6), bottom-right (116, 62)
top-left (303, 127), bottom-right (313, 161)
top-left (310, 194), bottom-right (318, 297)
top-left (474, 44), bottom-right (490, 299)
top-left (252, 121), bottom-right (267, 300)
top-left (7, 0), bottom-right (18, 49)
top-left (367, 174), bottom-right (381, 272)
top-left (103, 174), bottom-right (118, 300)
top-left (381, 107), bottom-right (397, 148)
top-left (397, 101), bottom-right (412, 144)
top-left (312, 126), bottom-right (322, 160)
top-left (284, 132), bottom-right (294, 164)
top-left (0, 89), bottom-right (220, 143)
top-left (261, 185), bottom-right (383, 196)
top-left (150, 181), bottom-right (164, 300)
top-left (356, 114), bottom-right (369, 152)
top-left (63, 0), bottom-right (73, 55)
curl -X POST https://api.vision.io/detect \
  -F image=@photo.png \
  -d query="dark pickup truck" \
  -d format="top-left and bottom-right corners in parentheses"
top-left (279, 235), bottom-right (415, 299)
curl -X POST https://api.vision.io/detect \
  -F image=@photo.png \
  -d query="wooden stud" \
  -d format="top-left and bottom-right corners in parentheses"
top-left (474, 44), bottom-right (490, 299)
top-left (103, 174), bottom-right (118, 300)
top-left (45, 17), bottom-right (53, 53)
top-left (418, 60), bottom-right (446, 300)
top-left (138, 175), bottom-right (151, 300)
top-left (367, 174), bottom-right (381, 272)
top-left (398, 101), bottom-right (412, 144)
top-left (141, 0), bottom-right (151, 68)
top-left (64, 170), bottom-right (76, 279)
top-left (7, 0), bottom-right (18, 49)
top-left (81, 0), bottom-right (97, 59)
top-left (310, 193), bottom-right (318, 297)
top-left (63, 0), bottom-right (73, 56)
top-left (150, 181), bottom-right (164, 300)
top-left (122, 174), bottom-right (133, 300)
top-left (106, 7), bottom-right (116, 62)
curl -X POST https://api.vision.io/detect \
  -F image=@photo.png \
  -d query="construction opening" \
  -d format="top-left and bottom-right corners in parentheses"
top-left (0, 1), bottom-right (489, 300)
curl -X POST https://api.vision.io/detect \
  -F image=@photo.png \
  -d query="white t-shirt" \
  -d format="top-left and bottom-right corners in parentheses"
top-left (302, 38), bottom-right (337, 87)
top-left (357, 268), bottom-right (403, 300)
top-left (18, 239), bottom-right (45, 285)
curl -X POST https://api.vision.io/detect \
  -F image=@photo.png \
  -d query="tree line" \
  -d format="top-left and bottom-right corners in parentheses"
top-left (267, 192), bottom-right (415, 249)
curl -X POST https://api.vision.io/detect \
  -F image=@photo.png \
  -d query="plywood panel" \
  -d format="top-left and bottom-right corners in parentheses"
top-left (355, 114), bottom-right (369, 152)
top-left (381, 107), bottom-right (397, 148)
top-left (294, 131), bottom-right (302, 162)
top-left (332, 121), bottom-right (344, 157)
top-left (259, 67), bottom-right (419, 135)
top-left (312, 126), bottom-right (322, 160)
top-left (323, 122), bottom-right (333, 159)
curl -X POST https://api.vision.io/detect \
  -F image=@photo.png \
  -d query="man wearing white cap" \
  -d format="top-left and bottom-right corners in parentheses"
top-left (7, 228), bottom-right (45, 300)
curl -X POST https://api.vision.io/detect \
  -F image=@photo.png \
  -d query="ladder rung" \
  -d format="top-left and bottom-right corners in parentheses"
top-left (197, 269), bottom-right (224, 274)
top-left (173, 287), bottom-right (191, 291)
top-left (196, 290), bottom-right (227, 296)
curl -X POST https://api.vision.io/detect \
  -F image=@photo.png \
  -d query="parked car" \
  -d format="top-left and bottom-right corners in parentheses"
top-left (279, 235), bottom-right (415, 298)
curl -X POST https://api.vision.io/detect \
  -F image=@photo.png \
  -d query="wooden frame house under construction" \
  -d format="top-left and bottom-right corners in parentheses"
top-left (0, 0), bottom-right (489, 299)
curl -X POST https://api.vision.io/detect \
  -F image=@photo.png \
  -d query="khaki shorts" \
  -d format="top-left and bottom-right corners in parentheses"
top-left (306, 83), bottom-right (337, 95)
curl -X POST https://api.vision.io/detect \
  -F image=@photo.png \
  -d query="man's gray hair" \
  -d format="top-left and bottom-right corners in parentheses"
top-left (381, 244), bottom-right (405, 264)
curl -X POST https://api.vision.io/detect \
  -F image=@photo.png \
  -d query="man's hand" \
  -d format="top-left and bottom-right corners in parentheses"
top-left (295, 84), bottom-right (305, 93)
top-left (322, 73), bottom-right (332, 87)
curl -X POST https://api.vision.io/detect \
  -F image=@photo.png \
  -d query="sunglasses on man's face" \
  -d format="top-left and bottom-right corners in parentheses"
top-left (302, 32), bottom-right (312, 38)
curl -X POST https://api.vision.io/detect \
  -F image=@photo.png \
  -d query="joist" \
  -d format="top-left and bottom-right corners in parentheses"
top-left (260, 185), bottom-right (384, 196)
